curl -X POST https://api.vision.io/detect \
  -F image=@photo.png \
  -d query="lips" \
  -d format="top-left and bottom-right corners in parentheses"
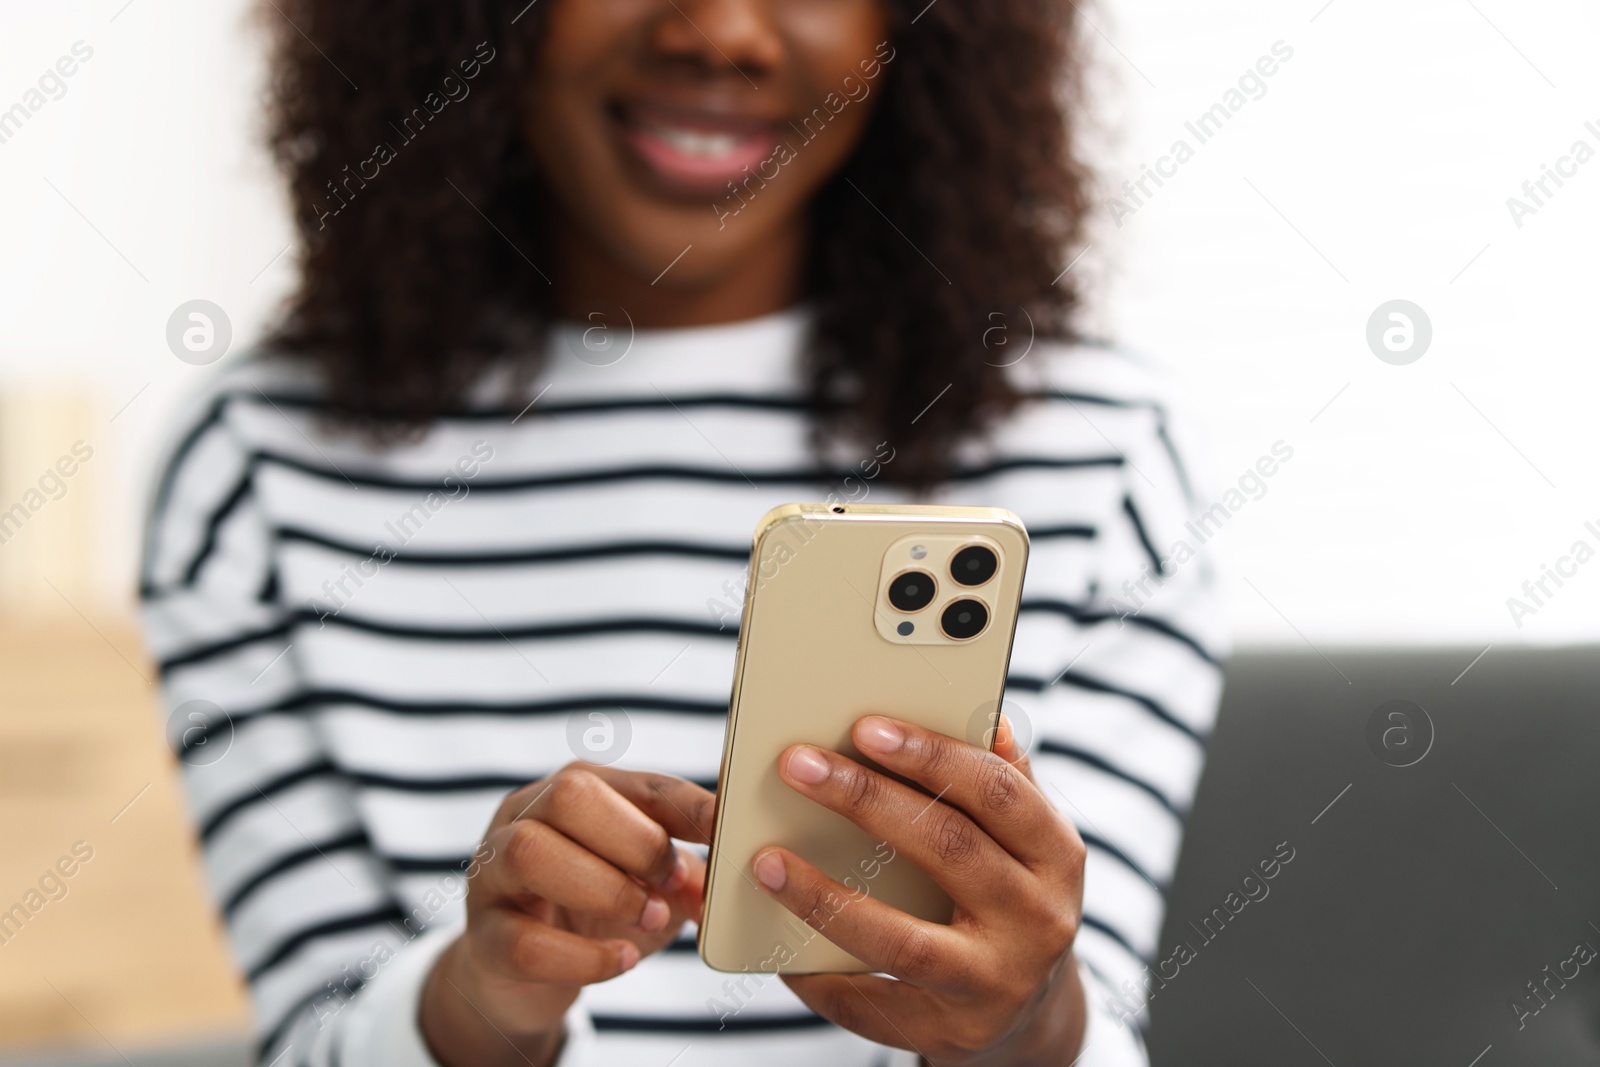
top-left (613, 100), bottom-right (785, 198)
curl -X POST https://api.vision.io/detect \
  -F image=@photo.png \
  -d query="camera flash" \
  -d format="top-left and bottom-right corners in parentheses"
top-left (909, 545), bottom-right (928, 559)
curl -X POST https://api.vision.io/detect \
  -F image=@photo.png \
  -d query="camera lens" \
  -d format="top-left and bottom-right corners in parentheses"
top-left (950, 545), bottom-right (998, 587)
top-left (940, 598), bottom-right (989, 640)
top-left (887, 570), bottom-right (937, 612)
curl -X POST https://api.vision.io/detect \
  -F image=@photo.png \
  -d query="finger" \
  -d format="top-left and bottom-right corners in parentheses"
top-left (672, 848), bottom-right (709, 924)
top-left (990, 713), bottom-right (1036, 783)
top-left (587, 765), bottom-right (718, 845)
top-left (647, 848), bottom-right (709, 931)
top-left (483, 819), bottom-right (675, 933)
top-left (493, 766), bottom-right (715, 846)
top-left (781, 972), bottom-right (930, 1053)
top-left (777, 743), bottom-right (1023, 908)
top-left (527, 769), bottom-right (688, 888)
top-left (750, 846), bottom-right (964, 987)
top-left (474, 907), bottom-right (641, 986)
top-left (670, 848), bottom-right (708, 914)
top-left (851, 715), bottom-right (1061, 867)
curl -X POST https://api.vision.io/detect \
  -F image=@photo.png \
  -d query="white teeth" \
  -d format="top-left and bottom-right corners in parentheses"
top-left (645, 122), bottom-right (746, 159)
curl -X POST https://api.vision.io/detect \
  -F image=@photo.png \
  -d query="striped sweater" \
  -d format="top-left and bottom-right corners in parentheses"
top-left (138, 307), bottom-right (1224, 1066)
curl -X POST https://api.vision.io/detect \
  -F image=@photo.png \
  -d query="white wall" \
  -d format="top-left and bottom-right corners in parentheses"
top-left (1, 0), bottom-right (292, 613)
top-left (1084, 0), bottom-right (1600, 647)
top-left (1, 0), bottom-right (1596, 646)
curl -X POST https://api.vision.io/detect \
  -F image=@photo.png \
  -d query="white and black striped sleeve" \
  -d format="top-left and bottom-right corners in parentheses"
top-left (139, 393), bottom-right (439, 1067)
top-left (1012, 364), bottom-right (1227, 1055)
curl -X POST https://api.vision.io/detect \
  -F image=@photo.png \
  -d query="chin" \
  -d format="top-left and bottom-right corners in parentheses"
top-left (604, 194), bottom-right (783, 283)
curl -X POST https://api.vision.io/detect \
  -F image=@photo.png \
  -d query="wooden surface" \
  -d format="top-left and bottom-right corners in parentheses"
top-left (0, 619), bottom-right (249, 1052)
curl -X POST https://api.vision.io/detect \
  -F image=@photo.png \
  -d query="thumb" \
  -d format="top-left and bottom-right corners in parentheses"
top-left (664, 847), bottom-right (708, 922)
top-left (991, 713), bottom-right (1036, 783)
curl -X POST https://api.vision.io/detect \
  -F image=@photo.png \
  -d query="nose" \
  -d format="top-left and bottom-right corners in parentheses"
top-left (649, 0), bottom-right (785, 83)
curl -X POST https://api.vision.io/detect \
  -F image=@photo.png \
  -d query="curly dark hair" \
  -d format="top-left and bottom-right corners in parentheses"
top-left (261, 0), bottom-right (1092, 488)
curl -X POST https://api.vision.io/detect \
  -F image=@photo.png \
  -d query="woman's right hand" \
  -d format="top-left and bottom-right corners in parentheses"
top-left (419, 763), bottom-right (717, 1067)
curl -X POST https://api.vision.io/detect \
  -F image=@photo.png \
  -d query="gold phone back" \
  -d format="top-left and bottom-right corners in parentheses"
top-left (698, 504), bottom-right (1029, 974)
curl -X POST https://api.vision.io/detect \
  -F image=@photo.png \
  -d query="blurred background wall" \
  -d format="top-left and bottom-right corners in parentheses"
top-left (1, 0), bottom-right (1596, 1060)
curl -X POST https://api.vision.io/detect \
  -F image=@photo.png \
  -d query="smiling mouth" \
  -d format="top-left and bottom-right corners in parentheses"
top-left (613, 101), bottom-right (786, 198)
top-left (642, 122), bottom-right (753, 159)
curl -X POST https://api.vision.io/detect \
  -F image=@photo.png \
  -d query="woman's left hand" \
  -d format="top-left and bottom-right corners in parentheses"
top-left (753, 714), bottom-right (1088, 1066)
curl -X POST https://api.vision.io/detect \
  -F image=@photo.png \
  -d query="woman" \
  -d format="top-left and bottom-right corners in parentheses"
top-left (140, 1), bottom-right (1224, 1064)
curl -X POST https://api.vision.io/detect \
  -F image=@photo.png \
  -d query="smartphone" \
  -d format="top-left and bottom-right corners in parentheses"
top-left (698, 503), bottom-right (1029, 974)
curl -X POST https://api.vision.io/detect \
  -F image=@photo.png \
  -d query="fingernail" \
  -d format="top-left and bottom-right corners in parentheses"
top-left (662, 852), bottom-right (688, 893)
top-left (617, 942), bottom-right (641, 972)
top-left (640, 896), bottom-right (670, 933)
top-left (786, 746), bottom-right (829, 785)
top-left (754, 851), bottom-right (787, 891)
top-left (858, 717), bottom-right (904, 754)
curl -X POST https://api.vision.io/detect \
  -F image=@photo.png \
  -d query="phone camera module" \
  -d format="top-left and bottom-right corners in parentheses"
top-left (940, 598), bottom-right (989, 640)
top-left (950, 545), bottom-right (998, 587)
top-left (887, 570), bottom-right (937, 613)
